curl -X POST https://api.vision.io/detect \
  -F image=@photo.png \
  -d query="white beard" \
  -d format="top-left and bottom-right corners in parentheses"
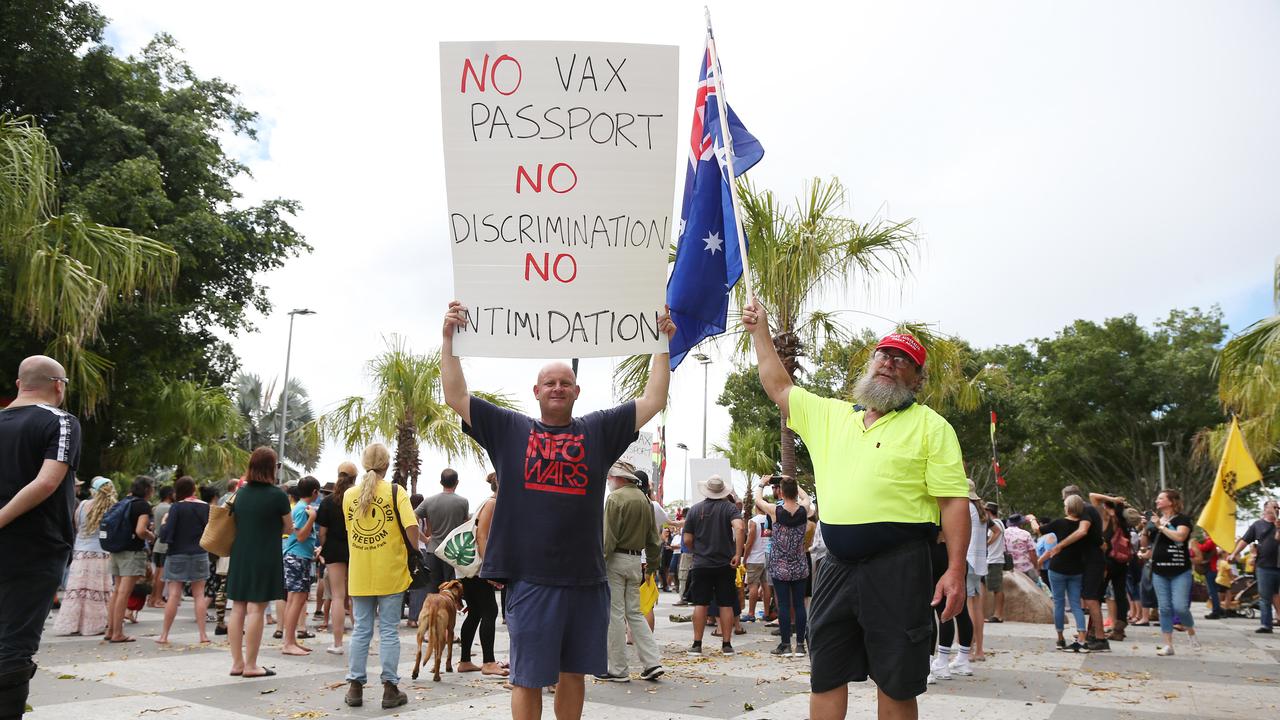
top-left (852, 366), bottom-right (915, 412)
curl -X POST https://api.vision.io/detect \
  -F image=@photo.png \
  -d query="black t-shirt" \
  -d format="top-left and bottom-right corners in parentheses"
top-left (1147, 513), bottom-right (1192, 577)
top-left (1242, 519), bottom-right (1278, 569)
top-left (1044, 518), bottom-right (1085, 574)
top-left (158, 500), bottom-right (209, 555)
top-left (1080, 503), bottom-right (1105, 562)
top-left (684, 498), bottom-right (742, 569)
top-left (123, 496), bottom-right (154, 552)
top-left (315, 494), bottom-right (349, 562)
top-left (0, 404), bottom-right (83, 560)
top-left (463, 396), bottom-right (636, 586)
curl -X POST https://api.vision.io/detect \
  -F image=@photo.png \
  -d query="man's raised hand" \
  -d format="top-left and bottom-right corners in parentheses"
top-left (741, 297), bottom-right (766, 335)
top-left (443, 301), bottom-right (468, 339)
top-left (657, 304), bottom-right (677, 340)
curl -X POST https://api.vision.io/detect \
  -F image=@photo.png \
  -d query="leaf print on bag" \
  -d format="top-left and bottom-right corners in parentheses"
top-left (444, 530), bottom-right (477, 567)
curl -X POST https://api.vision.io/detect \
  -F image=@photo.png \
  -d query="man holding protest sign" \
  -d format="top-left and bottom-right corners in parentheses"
top-left (441, 300), bottom-right (675, 720)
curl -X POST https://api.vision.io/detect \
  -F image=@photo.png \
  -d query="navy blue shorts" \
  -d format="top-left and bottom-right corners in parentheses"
top-left (505, 580), bottom-right (608, 688)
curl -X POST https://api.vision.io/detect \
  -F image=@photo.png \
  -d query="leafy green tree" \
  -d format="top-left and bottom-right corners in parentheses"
top-left (715, 366), bottom-right (812, 479)
top-left (315, 337), bottom-right (517, 494)
top-left (941, 309), bottom-right (1227, 518)
top-left (0, 1), bottom-right (310, 474)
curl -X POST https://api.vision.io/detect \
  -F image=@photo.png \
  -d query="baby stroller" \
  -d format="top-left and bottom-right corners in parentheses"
top-left (1225, 574), bottom-right (1259, 619)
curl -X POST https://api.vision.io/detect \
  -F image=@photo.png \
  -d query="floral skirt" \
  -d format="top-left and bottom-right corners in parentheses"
top-left (52, 550), bottom-right (111, 636)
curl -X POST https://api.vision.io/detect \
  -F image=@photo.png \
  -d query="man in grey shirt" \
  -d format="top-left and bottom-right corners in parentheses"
top-left (415, 468), bottom-right (470, 594)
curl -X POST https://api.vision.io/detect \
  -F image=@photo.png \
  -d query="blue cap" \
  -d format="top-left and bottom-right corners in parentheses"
top-left (90, 476), bottom-right (112, 492)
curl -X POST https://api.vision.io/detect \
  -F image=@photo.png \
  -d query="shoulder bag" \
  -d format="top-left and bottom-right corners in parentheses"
top-left (391, 483), bottom-right (432, 590)
top-left (199, 494), bottom-right (236, 557)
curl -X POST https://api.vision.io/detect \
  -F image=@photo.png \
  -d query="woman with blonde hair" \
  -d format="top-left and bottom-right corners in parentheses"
top-left (53, 477), bottom-right (117, 636)
top-left (341, 443), bottom-right (418, 710)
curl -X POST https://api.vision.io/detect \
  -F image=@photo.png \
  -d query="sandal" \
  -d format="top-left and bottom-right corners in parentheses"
top-left (242, 668), bottom-right (277, 678)
top-left (272, 630), bottom-right (283, 640)
top-left (296, 630), bottom-right (315, 639)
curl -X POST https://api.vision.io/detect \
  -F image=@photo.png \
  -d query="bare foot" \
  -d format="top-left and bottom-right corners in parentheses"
top-left (457, 661), bottom-right (482, 673)
top-left (481, 662), bottom-right (509, 677)
top-left (154, 637), bottom-right (170, 645)
top-left (281, 644), bottom-right (312, 656)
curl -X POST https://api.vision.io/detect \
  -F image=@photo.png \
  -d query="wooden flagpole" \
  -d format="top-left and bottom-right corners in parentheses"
top-left (704, 7), bottom-right (755, 303)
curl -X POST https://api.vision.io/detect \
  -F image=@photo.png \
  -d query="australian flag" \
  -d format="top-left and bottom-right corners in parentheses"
top-left (666, 37), bottom-right (764, 370)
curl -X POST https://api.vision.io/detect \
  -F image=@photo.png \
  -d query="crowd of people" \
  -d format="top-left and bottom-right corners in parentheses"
top-left (2, 300), bottom-right (1278, 720)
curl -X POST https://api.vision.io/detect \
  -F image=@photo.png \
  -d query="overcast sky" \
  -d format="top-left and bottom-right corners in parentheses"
top-left (97, 0), bottom-right (1279, 509)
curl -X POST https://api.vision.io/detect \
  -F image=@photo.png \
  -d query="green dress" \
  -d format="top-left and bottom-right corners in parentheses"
top-left (225, 482), bottom-right (290, 602)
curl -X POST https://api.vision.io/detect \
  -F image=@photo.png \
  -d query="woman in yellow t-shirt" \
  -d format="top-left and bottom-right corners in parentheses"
top-left (340, 443), bottom-right (418, 709)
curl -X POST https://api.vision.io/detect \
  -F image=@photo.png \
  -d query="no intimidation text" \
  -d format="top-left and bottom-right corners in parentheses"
top-left (458, 307), bottom-right (664, 344)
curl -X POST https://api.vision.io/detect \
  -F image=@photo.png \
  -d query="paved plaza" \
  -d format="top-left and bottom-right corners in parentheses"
top-left (30, 593), bottom-right (1280, 719)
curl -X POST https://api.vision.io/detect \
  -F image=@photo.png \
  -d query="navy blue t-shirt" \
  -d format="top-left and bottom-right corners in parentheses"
top-left (463, 396), bottom-right (636, 586)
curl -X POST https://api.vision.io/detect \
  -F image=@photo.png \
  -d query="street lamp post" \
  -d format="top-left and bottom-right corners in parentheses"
top-left (1153, 441), bottom-right (1170, 491)
top-left (676, 442), bottom-right (689, 505)
top-left (694, 353), bottom-right (712, 458)
top-left (278, 308), bottom-right (316, 478)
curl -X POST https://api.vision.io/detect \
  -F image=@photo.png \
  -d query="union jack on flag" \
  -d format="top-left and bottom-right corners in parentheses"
top-left (665, 34), bottom-right (764, 370)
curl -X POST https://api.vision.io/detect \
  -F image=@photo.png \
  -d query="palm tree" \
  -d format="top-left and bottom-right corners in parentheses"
top-left (315, 336), bottom-right (517, 494)
top-left (0, 116), bottom-right (179, 412)
top-left (1198, 258), bottom-right (1280, 465)
top-left (233, 372), bottom-right (320, 481)
top-left (730, 178), bottom-right (917, 476)
top-left (614, 178), bottom-right (920, 478)
top-left (113, 380), bottom-right (248, 477)
top-left (713, 425), bottom-right (778, 513)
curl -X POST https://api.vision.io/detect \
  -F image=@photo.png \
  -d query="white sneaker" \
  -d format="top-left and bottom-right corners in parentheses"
top-left (1189, 636), bottom-right (1202, 651)
top-left (326, 645), bottom-right (345, 655)
top-left (1156, 645), bottom-right (1174, 656)
top-left (930, 656), bottom-right (952, 680)
top-left (927, 672), bottom-right (937, 685)
top-left (949, 655), bottom-right (974, 676)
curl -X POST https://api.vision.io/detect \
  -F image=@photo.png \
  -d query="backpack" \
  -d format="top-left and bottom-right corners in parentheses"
top-left (1108, 524), bottom-right (1132, 563)
top-left (98, 498), bottom-right (138, 552)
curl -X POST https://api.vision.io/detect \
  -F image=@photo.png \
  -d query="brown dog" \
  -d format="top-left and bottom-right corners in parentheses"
top-left (412, 579), bottom-right (464, 682)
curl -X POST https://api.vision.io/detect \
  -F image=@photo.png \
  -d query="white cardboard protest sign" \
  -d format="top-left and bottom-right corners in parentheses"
top-left (439, 41), bottom-right (678, 358)
top-left (619, 431), bottom-right (653, 471)
top-left (688, 457), bottom-right (733, 497)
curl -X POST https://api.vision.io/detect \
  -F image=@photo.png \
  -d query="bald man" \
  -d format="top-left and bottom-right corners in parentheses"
top-left (0, 356), bottom-right (82, 718)
top-left (441, 301), bottom-right (675, 720)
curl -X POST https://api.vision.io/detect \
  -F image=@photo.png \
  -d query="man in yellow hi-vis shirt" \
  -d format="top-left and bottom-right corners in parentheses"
top-left (743, 299), bottom-right (971, 720)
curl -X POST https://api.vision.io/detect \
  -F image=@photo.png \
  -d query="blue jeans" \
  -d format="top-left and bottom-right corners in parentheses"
top-left (1048, 570), bottom-right (1085, 633)
top-left (347, 594), bottom-right (402, 684)
top-left (1152, 570), bottom-right (1194, 635)
top-left (1256, 566), bottom-right (1279, 629)
top-left (772, 577), bottom-right (808, 645)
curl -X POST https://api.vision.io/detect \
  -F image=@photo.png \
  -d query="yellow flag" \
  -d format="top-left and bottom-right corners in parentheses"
top-left (1197, 417), bottom-right (1263, 549)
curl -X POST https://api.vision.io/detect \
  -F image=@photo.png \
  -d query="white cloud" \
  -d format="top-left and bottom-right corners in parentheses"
top-left (94, 0), bottom-right (1280, 507)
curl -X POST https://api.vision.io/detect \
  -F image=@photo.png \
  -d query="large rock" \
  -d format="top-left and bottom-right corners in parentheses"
top-left (983, 569), bottom-right (1053, 624)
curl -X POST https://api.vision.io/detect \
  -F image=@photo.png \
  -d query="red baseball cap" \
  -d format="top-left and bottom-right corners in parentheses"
top-left (875, 333), bottom-right (926, 367)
